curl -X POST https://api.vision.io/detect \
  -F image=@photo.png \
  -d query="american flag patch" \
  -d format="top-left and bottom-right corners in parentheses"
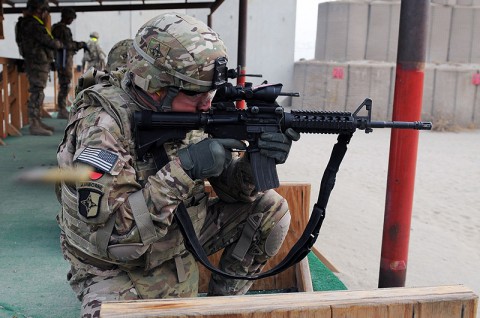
top-left (76, 147), bottom-right (119, 173)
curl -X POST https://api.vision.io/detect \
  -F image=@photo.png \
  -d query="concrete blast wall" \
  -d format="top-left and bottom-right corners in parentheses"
top-left (295, 0), bottom-right (480, 128)
top-left (293, 60), bottom-right (480, 128)
top-left (314, 0), bottom-right (480, 64)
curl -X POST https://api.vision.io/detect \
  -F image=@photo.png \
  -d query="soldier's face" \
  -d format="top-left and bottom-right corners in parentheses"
top-left (171, 90), bottom-right (216, 113)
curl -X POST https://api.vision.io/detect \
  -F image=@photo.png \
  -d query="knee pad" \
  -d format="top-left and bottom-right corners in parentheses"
top-left (264, 210), bottom-right (291, 257)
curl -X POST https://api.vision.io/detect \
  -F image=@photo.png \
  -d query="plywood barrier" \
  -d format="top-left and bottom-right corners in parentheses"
top-left (0, 57), bottom-right (26, 145)
top-left (101, 285), bottom-right (478, 318)
top-left (198, 182), bottom-right (313, 293)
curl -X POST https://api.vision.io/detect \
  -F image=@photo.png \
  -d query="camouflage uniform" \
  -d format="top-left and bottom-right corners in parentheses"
top-left (56, 13), bottom-right (291, 318)
top-left (17, 13), bottom-right (62, 124)
top-left (52, 11), bottom-right (86, 117)
top-left (82, 32), bottom-right (106, 71)
top-left (106, 39), bottom-right (133, 72)
top-left (52, 21), bottom-right (85, 118)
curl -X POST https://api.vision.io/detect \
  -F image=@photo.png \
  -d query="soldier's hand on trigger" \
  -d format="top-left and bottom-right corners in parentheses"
top-left (178, 139), bottom-right (246, 180)
top-left (258, 128), bottom-right (300, 164)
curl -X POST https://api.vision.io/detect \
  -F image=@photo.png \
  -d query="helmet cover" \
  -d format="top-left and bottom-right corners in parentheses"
top-left (127, 13), bottom-right (228, 93)
top-left (107, 39), bottom-right (133, 72)
top-left (61, 8), bottom-right (77, 20)
top-left (27, 0), bottom-right (49, 11)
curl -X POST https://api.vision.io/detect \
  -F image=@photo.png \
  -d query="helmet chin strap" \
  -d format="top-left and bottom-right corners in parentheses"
top-left (159, 87), bottom-right (179, 112)
top-left (124, 72), bottom-right (179, 112)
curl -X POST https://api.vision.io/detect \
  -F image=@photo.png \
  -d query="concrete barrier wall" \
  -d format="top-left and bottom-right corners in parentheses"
top-left (432, 0), bottom-right (480, 5)
top-left (364, 1), bottom-right (400, 63)
top-left (315, 0), bottom-right (480, 64)
top-left (292, 60), bottom-right (480, 128)
top-left (308, 0), bottom-right (480, 128)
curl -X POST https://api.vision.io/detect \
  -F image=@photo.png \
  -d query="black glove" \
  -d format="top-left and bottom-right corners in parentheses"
top-left (82, 42), bottom-right (90, 53)
top-left (178, 138), bottom-right (246, 180)
top-left (258, 128), bottom-right (300, 164)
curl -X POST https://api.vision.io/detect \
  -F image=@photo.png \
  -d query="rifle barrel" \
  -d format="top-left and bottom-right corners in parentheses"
top-left (369, 121), bottom-right (432, 130)
top-left (279, 92), bottom-right (300, 97)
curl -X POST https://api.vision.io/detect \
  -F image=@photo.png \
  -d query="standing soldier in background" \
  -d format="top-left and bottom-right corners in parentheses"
top-left (82, 31), bottom-right (106, 71)
top-left (72, 39), bottom-right (132, 96)
top-left (15, 0), bottom-right (63, 136)
top-left (52, 8), bottom-right (87, 119)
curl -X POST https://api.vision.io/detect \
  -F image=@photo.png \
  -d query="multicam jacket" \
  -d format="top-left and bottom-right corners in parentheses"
top-left (51, 22), bottom-right (84, 70)
top-left (16, 15), bottom-right (60, 64)
top-left (56, 73), bottom-right (257, 271)
top-left (82, 39), bottom-right (106, 70)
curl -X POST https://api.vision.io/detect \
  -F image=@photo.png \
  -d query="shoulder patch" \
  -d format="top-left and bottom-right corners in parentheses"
top-left (78, 188), bottom-right (102, 218)
top-left (76, 147), bottom-right (119, 173)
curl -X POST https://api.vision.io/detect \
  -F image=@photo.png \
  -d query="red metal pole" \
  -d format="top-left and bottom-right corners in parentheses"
top-left (236, 0), bottom-right (247, 109)
top-left (378, 0), bottom-right (429, 288)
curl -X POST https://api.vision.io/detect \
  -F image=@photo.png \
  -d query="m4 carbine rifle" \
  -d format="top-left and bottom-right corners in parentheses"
top-left (133, 81), bottom-right (432, 280)
top-left (134, 82), bottom-right (432, 192)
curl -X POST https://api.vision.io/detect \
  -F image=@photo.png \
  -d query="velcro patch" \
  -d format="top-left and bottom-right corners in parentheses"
top-left (76, 147), bottom-right (118, 174)
top-left (90, 171), bottom-right (104, 180)
top-left (78, 188), bottom-right (103, 218)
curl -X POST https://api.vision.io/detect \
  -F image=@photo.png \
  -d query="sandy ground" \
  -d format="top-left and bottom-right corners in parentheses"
top-left (277, 127), bottom-right (480, 297)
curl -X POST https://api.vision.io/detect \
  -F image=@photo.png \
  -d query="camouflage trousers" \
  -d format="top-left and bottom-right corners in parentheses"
top-left (57, 67), bottom-right (72, 110)
top-left (25, 62), bottom-right (50, 120)
top-left (61, 189), bottom-right (290, 318)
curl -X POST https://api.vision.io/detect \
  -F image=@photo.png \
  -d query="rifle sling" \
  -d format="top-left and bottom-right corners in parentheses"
top-left (174, 132), bottom-right (353, 280)
top-left (151, 145), bottom-right (170, 172)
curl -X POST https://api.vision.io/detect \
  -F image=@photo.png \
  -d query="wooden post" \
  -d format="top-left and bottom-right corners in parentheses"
top-left (0, 58), bottom-right (23, 145)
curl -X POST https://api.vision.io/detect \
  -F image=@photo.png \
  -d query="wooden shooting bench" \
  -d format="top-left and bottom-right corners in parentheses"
top-left (99, 183), bottom-right (479, 317)
top-left (101, 285), bottom-right (478, 317)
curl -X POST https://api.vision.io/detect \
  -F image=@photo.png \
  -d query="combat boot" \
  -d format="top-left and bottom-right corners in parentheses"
top-left (57, 108), bottom-right (69, 120)
top-left (39, 119), bottom-right (55, 132)
top-left (29, 118), bottom-right (53, 136)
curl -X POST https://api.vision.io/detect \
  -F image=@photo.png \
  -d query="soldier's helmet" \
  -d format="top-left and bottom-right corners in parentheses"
top-left (61, 8), bottom-right (77, 20)
top-left (106, 39), bottom-right (133, 72)
top-left (127, 13), bottom-right (228, 94)
top-left (27, 0), bottom-right (49, 12)
top-left (90, 32), bottom-right (100, 39)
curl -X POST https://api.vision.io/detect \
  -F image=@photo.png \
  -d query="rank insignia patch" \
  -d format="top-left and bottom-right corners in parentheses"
top-left (78, 188), bottom-right (103, 218)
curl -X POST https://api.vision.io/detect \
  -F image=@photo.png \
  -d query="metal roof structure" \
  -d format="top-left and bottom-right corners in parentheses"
top-left (2, 0), bottom-right (225, 14)
top-left (1, 0), bottom-right (249, 89)
top-left (1, 0), bottom-right (240, 57)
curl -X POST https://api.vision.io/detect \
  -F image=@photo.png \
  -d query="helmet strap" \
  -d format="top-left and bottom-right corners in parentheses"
top-left (158, 87), bottom-right (179, 112)
top-left (124, 72), bottom-right (179, 112)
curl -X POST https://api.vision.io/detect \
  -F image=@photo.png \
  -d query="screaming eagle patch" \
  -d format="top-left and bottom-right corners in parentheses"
top-left (78, 188), bottom-right (103, 218)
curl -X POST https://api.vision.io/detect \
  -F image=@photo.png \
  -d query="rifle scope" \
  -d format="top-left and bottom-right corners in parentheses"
top-left (214, 83), bottom-right (299, 103)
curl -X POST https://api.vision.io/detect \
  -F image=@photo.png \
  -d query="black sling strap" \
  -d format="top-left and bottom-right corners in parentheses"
top-left (174, 133), bottom-right (354, 280)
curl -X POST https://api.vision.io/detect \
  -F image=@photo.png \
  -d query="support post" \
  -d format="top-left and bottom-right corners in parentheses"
top-left (236, 0), bottom-right (247, 109)
top-left (378, 0), bottom-right (429, 287)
